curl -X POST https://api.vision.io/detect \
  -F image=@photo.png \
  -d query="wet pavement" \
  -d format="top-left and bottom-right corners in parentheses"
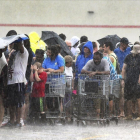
top-left (1, 119), bottom-right (140, 140)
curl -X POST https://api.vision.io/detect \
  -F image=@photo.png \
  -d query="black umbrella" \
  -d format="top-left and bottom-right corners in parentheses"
top-left (97, 34), bottom-right (121, 50)
top-left (41, 31), bottom-right (74, 58)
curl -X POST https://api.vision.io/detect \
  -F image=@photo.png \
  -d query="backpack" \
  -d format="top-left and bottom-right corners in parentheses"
top-left (109, 54), bottom-right (121, 74)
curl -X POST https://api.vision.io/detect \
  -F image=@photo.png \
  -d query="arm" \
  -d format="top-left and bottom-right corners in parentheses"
top-left (34, 70), bottom-right (41, 82)
top-left (30, 65), bottom-right (35, 82)
top-left (33, 65), bottom-right (41, 82)
top-left (109, 56), bottom-right (114, 63)
top-left (121, 63), bottom-right (127, 79)
top-left (95, 71), bottom-right (110, 75)
top-left (47, 66), bottom-right (64, 73)
top-left (138, 74), bottom-right (140, 85)
top-left (81, 69), bottom-right (92, 74)
top-left (121, 63), bottom-right (127, 88)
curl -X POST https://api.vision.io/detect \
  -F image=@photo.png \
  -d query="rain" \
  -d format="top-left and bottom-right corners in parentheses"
top-left (1, 0), bottom-right (140, 140)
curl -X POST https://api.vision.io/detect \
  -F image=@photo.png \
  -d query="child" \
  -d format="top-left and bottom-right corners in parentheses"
top-left (30, 62), bottom-right (47, 123)
top-left (64, 55), bottom-right (73, 122)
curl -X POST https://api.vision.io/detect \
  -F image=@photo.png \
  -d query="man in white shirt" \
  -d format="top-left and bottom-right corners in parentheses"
top-left (7, 40), bottom-right (28, 127)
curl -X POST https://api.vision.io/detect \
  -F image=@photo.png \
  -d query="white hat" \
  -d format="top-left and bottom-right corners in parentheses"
top-left (131, 45), bottom-right (140, 54)
top-left (70, 36), bottom-right (80, 47)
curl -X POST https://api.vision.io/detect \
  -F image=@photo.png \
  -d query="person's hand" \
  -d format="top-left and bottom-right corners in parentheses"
top-left (31, 65), bottom-right (34, 71)
top-left (121, 80), bottom-right (125, 88)
top-left (33, 65), bottom-right (38, 71)
top-left (46, 72), bottom-right (51, 75)
top-left (88, 72), bottom-right (96, 77)
top-left (47, 68), bottom-right (55, 73)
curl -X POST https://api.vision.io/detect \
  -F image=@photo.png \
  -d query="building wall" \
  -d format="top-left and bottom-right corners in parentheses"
top-left (0, 0), bottom-right (140, 44)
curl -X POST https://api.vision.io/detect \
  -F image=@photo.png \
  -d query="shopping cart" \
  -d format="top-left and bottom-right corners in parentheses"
top-left (45, 73), bottom-right (66, 125)
top-left (76, 74), bottom-right (110, 126)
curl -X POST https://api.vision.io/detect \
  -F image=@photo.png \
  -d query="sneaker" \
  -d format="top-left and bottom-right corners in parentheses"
top-left (123, 115), bottom-right (133, 120)
top-left (134, 117), bottom-right (140, 121)
top-left (3, 121), bottom-right (14, 127)
top-left (20, 119), bottom-right (24, 127)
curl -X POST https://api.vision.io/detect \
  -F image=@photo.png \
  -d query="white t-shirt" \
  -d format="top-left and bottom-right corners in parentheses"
top-left (71, 47), bottom-right (80, 56)
top-left (65, 66), bottom-right (73, 78)
top-left (8, 46), bottom-right (29, 85)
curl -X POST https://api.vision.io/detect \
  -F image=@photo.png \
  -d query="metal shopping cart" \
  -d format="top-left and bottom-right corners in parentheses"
top-left (45, 73), bottom-right (66, 125)
top-left (76, 74), bottom-right (110, 126)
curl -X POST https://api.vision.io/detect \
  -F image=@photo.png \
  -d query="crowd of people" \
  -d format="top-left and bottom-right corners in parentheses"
top-left (0, 30), bottom-right (140, 128)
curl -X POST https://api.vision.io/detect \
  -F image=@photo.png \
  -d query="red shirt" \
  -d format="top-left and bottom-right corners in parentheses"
top-left (31, 72), bottom-right (47, 98)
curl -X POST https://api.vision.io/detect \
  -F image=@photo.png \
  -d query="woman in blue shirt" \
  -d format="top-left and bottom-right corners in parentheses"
top-left (42, 45), bottom-right (64, 73)
top-left (42, 45), bottom-right (65, 115)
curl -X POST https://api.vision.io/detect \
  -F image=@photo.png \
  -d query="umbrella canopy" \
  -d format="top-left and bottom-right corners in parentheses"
top-left (29, 32), bottom-right (46, 53)
top-left (41, 31), bottom-right (74, 58)
top-left (0, 34), bottom-right (28, 49)
top-left (97, 34), bottom-right (121, 50)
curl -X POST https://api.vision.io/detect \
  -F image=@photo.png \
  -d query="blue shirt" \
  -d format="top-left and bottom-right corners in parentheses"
top-left (42, 55), bottom-right (64, 69)
top-left (114, 47), bottom-right (131, 71)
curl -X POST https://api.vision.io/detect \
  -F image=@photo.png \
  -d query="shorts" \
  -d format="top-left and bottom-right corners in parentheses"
top-left (7, 83), bottom-right (25, 108)
top-left (124, 83), bottom-right (140, 100)
top-left (30, 97), bottom-right (45, 113)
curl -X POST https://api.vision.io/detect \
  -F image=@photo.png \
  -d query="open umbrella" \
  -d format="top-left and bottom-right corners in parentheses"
top-left (97, 34), bottom-right (121, 50)
top-left (41, 31), bottom-right (74, 58)
top-left (29, 32), bottom-right (46, 53)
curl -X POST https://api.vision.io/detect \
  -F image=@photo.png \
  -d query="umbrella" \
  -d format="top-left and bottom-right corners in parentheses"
top-left (97, 34), bottom-right (121, 50)
top-left (29, 32), bottom-right (46, 53)
top-left (41, 31), bottom-right (74, 58)
top-left (0, 34), bottom-right (28, 49)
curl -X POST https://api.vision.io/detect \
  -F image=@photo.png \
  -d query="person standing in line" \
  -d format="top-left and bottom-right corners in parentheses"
top-left (114, 37), bottom-right (131, 72)
top-left (0, 48), bottom-right (8, 127)
top-left (103, 41), bottom-right (117, 69)
top-left (81, 51), bottom-right (110, 118)
top-left (121, 45), bottom-right (140, 120)
top-left (6, 36), bottom-right (29, 127)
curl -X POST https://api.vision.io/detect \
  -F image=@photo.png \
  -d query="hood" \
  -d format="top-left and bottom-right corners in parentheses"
top-left (81, 41), bottom-right (93, 56)
top-left (70, 36), bottom-right (80, 47)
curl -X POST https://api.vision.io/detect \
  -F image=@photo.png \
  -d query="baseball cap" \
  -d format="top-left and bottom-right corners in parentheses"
top-left (120, 37), bottom-right (129, 44)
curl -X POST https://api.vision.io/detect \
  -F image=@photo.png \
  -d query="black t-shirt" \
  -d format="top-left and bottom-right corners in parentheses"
top-left (124, 54), bottom-right (140, 84)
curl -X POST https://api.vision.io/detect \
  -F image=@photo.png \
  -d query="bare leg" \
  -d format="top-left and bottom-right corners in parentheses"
top-left (9, 106), bottom-right (16, 124)
top-left (17, 107), bottom-right (23, 124)
top-left (119, 88), bottom-right (125, 116)
top-left (0, 95), bottom-right (4, 126)
top-left (109, 100), bottom-right (113, 116)
top-left (137, 98), bottom-right (140, 117)
top-left (23, 93), bottom-right (30, 121)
